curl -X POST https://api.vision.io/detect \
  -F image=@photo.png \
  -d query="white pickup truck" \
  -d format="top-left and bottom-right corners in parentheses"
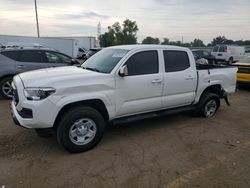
top-left (11, 45), bottom-right (237, 153)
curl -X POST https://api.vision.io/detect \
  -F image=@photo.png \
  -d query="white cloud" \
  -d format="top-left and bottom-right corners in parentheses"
top-left (0, 0), bottom-right (249, 44)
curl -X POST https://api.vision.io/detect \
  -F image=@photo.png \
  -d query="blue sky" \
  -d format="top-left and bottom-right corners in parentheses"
top-left (0, 0), bottom-right (249, 44)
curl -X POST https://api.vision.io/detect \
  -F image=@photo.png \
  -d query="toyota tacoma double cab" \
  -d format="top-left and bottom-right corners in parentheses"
top-left (11, 45), bottom-right (237, 153)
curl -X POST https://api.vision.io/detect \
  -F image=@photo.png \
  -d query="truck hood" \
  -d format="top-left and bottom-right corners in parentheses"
top-left (18, 66), bottom-right (112, 88)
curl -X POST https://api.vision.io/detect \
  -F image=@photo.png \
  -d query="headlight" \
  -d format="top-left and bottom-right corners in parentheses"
top-left (24, 87), bottom-right (56, 101)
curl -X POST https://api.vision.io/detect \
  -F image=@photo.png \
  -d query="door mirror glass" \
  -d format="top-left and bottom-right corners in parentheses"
top-left (119, 65), bottom-right (128, 77)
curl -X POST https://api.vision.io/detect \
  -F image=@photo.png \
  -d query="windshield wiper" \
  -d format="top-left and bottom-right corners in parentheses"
top-left (82, 67), bottom-right (100, 72)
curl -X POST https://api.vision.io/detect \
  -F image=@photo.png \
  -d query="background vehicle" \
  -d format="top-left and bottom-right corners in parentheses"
top-left (76, 47), bottom-right (87, 59)
top-left (11, 45), bottom-right (237, 153)
top-left (82, 48), bottom-right (102, 60)
top-left (232, 56), bottom-right (250, 84)
top-left (211, 45), bottom-right (245, 64)
top-left (0, 48), bottom-right (80, 99)
top-left (192, 49), bottom-right (216, 64)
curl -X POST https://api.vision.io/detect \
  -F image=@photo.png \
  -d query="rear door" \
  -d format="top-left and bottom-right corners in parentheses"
top-left (16, 50), bottom-right (49, 73)
top-left (162, 50), bottom-right (197, 108)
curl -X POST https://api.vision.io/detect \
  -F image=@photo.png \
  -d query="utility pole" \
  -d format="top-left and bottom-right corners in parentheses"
top-left (97, 22), bottom-right (101, 47)
top-left (34, 0), bottom-right (40, 37)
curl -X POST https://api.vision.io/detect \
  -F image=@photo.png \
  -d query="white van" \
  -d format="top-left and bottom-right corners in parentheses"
top-left (211, 45), bottom-right (245, 64)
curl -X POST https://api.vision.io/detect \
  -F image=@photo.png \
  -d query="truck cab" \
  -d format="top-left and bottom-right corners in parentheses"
top-left (11, 45), bottom-right (237, 153)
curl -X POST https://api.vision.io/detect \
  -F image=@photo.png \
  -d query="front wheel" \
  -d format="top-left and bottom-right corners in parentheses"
top-left (0, 76), bottom-right (13, 99)
top-left (56, 106), bottom-right (106, 153)
top-left (228, 57), bottom-right (233, 65)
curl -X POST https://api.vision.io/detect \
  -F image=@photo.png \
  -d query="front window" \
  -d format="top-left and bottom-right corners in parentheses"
top-left (45, 51), bottom-right (72, 64)
top-left (82, 48), bottom-right (129, 73)
top-left (124, 51), bottom-right (159, 76)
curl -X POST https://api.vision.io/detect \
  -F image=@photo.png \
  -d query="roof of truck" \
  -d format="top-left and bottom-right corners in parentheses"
top-left (108, 44), bottom-right (188, 51)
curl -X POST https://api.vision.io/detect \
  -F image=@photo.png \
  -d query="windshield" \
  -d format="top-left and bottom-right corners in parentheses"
top-left (212, 46), bottom-right (219, 52)
top-left (81, 48), bottom-right (129, 73)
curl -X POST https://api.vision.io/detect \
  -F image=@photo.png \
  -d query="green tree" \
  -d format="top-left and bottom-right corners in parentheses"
top-left (191, 38), bottom-right (205, 47)
top-left (161, 38), bottom-right (170, 45)
top-left (211, 36), bottom-right (227, 46)
top-left (99, 19), bottom-right (138, 47)
top-left (142, 36), bottom-right (160, 44)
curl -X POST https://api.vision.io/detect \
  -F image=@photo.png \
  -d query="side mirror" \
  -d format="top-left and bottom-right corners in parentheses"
top-left (119, 65), bottom-right (128, 77)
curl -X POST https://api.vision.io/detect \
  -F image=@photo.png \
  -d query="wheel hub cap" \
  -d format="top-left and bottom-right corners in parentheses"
top-left (2, 80), bottom-right (13, 98)
top-left (69, 118), bottom-right (97, 145)
top-left (205, 100), bottom-right (217, 117)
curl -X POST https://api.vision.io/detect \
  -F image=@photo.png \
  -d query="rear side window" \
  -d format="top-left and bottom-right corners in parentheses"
top-left (19, 50), bottom-right (45, 62)
top-left (125, 51), bottom-right (158, 76)
top-left (212, 46), bottom-right (219, 52)
top-left (164, 51), bottom-right (190, 72)
top-left (0, 51), bottom-right (19, 61)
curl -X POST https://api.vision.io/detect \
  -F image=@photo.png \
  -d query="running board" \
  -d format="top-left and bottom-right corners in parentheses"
top-left (113, 106), bottom-right (195, 125)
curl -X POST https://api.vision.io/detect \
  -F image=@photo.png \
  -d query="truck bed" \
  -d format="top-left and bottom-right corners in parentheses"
top-left (196, 63), bottom-right (234, 70)
top-left (194, 64), bottom-right (238, 103)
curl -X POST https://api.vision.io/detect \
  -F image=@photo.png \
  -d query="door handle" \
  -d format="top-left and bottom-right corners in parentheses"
top-left (17, 65), bottom-right (26, 69)
top-left (185, 76), bottom-right (194, 80)
top-left (151, 79), bottom-right (162, 84)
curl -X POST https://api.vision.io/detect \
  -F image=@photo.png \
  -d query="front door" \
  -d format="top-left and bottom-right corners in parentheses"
top-left (115, 50), bottom-right (163, 117)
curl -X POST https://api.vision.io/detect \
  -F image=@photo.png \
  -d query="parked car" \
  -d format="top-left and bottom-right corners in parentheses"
top-left (0, 48), bottom-right (80, 99)
top-left (211, 45), bottom-right (245, 64)
top-left (192, 50), bottom-right (216, 64)
top-left (232, 56), bottom-right (250, 84)
top-left (76, 47), bottom-right (87, 59)
top-left (83, 48), bottom-right (102, 60)
top-left (0, 43), bottom-right (5, 51)
top-left (11, 45), bottom-right (237, 153)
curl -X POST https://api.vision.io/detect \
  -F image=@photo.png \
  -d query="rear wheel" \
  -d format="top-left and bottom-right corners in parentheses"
top-left (0, 76), bottom-right (13, 99)
top-left (194, 93), bottom-right (220, 118)
top-left (56, 106), bottom-right (106, 153)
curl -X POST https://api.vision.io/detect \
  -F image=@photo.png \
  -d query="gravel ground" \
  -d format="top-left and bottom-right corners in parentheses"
top-left (0, 87), bottom-right (250, 188)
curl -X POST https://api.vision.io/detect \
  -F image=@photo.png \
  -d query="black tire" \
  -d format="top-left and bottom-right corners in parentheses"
top-left (35, 128), bottom-right (54, 138)
top-left (194, 93), bottom-right (220, 118)
top-left (0, 76), bottom-right (13, 99)
top-left (228, 57), bottom-right (233, 65)
top-left (56, 106), bottom-right (106, 153)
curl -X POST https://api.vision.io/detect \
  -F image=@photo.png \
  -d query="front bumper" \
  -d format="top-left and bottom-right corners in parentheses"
top-left (11, 75), bottom-right (59, 129)
top-left (11, 101), bottom-right (28, 128)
